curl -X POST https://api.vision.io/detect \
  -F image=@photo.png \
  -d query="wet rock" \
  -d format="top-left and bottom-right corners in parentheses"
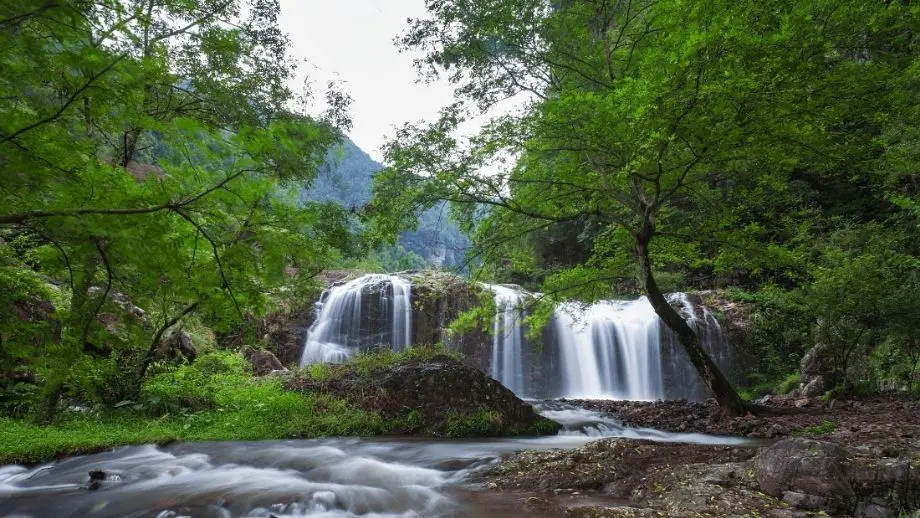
top-left (753, 438), bottom-right (854, 513)
top-left (243, 348), bottom-right (287, 376)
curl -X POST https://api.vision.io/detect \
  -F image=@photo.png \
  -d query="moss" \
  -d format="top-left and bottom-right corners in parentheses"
top-left (348, 345), bottom-right (463, 377)
top-left (444, 408), bottom-right (504, 437)
top-left (796, 419), bottom-right (837, 436)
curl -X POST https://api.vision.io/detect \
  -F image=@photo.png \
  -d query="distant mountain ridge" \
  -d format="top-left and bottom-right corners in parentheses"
top-left (301, 138), bottom-right (469, 267)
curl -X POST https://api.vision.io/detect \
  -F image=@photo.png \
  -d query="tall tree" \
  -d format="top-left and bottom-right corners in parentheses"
top-left (0, 0), bottom-right (354, 417)
top-left (372, 0), bottom-right (919, 415)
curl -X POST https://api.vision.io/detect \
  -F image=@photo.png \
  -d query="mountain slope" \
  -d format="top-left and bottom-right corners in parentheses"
top-left (302, 138), bottom-right (469, 267)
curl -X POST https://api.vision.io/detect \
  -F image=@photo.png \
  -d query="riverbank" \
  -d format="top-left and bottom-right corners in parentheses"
top-left (564, 395), bottom-right (920, 444)
top-left (0, 349), bottom-right (558, 465)
top-left (474, 395), bottom-right (920, 517)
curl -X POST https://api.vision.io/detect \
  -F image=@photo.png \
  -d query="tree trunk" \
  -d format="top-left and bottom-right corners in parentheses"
top-left (636, 231), bottom-right (748, 417)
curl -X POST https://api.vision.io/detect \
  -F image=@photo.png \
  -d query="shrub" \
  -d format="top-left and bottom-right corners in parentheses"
top-left (140, 350), bottom-right (249, 415)
top-left (777, 372), bottom-right (802, 395)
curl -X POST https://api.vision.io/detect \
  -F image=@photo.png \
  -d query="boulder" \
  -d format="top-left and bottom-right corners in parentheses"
top-left (799, 374), bottom-right (826, 397)
top-left (753, 438), bottom-right (854, 513)
top-left (174, 330), bottom-right (197, 362)
top-left (288, 356), bottom-right (559, 437)
top-left (794, 344), bottom-right (836, 397)
top-left (243, 348), bottom-right (287, 376)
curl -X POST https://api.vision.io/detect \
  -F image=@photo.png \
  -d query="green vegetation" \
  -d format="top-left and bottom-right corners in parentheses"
top-left (797, 420), bottom-right (838, 437)
top-left (0, 351), bottom-right (391, 465)
top-left (444, 409), bottom-right (503, 438)
top-left (3, 0), bottom-right (920, 463)
top-left (369, 0), bottom-right (920, 406)
top-left (0, 0), bottom-right (361, 421)
top-left (0, 346), bottom-right (554, 464)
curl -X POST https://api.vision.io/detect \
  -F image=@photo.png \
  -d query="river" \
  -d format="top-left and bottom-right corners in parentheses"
top-left (0, 403), bottom-right (754, 518)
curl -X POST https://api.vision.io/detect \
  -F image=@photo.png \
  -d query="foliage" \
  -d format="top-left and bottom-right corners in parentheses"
top-left (0, 0), bottom-right (358, 417)
top-left (371, 0), bottom-right (920, 402)
top-left (777, 373), bottom-right (803, 396)
top-left (723, 286), bottom-right (812, 383)
top-left (140, 351), bottom-right (249, 415)
top-left (806, 224), bottom-right (920, 391)
top-left (0, 389), bottom-right (387, 465)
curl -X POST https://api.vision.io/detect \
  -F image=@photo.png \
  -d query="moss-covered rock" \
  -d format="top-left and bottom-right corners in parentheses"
top-left (287, 354), bottom-right (560, 437)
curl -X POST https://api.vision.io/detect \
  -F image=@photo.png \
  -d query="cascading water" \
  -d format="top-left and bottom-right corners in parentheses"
top-left (660, 292), bottom-right (733, 401)
top-left (484, 285), bottom-right (527, 396)
top-left (299, 274), bottom-right (412, 366)
top-left (298, 273), bottom-right (734, 401)
top-left (550, 298), bottom-right (663, 400)
top-left (544, 293), bottom-right (735, 401)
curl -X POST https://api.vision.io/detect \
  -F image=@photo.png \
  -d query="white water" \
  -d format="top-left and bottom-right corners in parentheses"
top-left (299, 274), bottom-right (412, 366)
top-left (0, 403), bottom-right (757, 518)
top-left (484, 285), bottom-right (527, 396)
top-left (298, 277), bottom-right (732, 401)
top-left (551, 298), bottom-right (663, 400)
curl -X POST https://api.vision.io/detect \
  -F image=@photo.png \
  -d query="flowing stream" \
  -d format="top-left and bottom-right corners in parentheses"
top-left (0, 403), bottom-right (754, 518)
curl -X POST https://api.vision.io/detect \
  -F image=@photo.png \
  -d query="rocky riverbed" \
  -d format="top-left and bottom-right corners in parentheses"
top-left (474, 396), bottom-right (920, 517)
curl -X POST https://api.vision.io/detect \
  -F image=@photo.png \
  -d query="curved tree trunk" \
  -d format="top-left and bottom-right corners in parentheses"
top-left (636, 231), bottom-right (748, 417)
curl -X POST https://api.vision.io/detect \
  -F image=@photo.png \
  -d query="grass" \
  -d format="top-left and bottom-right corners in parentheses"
top-left (0, 387), bottom-right (390, 465)
top-left (0, 351), bottom-right (397, 465)
top-left (777, 372), bottom-right (802, 394)
top-left (349, 345), bottom-right (462, 377)
top-left (0, 346), bottom-right (547, 465)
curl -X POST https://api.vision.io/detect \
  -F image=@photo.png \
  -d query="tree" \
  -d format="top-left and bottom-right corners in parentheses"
top-left (371, 0), bottom-right (919, 415)
top-left (0, 0), bottom-right (354, 418)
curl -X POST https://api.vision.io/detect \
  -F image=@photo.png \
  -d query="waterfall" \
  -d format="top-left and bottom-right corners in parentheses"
top-left (551, 298), bottom-right (663, 400)
top-left (299, 274), bottom-right (412, 366)
top-left (484, 285), bottom-right (527, 396)
top-left (660, 293), bottom-right (733, 401)
top-left (297, 272), bottom-right (735, 402)
top-left (545, 293), bottom-right (734, 401)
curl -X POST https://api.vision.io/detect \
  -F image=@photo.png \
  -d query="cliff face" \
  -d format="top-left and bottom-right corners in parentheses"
top-left (658, 291), bottom-right (756, 401)
top-left (245, 271), bottom-right (755, 401)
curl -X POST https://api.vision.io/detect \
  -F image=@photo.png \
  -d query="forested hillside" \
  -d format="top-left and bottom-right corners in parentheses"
top-left (303, 138), bottom-right (469, 268)
top-left (373, 0), bottom-right (920, 412)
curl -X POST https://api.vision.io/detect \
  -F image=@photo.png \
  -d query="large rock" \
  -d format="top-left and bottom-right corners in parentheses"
top-left (288, 355), bottom-right (559, 437)
top-left (218, 304), bottom-right (313, 366)
top-left (794, 344), bottom-right (836, 398)
top-left (753, 438), bottom-right (855, 512)
top-left (243, 347), bottom-right (286, 376)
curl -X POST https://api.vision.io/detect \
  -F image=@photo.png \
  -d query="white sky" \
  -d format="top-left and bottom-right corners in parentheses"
top-left (279, 0), bottom-right (456, 162)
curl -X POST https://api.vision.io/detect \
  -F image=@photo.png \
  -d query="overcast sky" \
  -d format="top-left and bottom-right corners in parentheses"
top-left (278, 0), bottom-right (455, 162)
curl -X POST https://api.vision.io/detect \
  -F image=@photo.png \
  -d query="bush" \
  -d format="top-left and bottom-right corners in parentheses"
top-left (777, 372), bottom-right (802, 395)
top-left (140, 350), bottom-right (249, 415)
top-left (0, 382), bottom-right (40, 418)
top-left (723, 286), bottom-right (811, 381)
